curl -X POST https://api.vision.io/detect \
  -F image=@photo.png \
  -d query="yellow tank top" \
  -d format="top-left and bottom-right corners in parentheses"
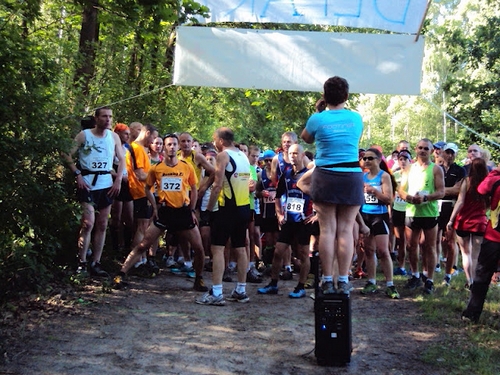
top-left (219, 149), bottom-right (251, 208)
top-left (177, 150), bottom-right (202, 188)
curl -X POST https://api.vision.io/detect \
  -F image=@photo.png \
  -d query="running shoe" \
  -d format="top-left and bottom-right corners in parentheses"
top-left (361, 281), bottom-right (378, 295)
top-left (222, 267), bottom-right (233, 282)
top-left (353, 269), bottom-right (368, 279)
top-left (289, 288), bottom-right (306, 298)
top-left (246, 268), bottom-right (263, 283)
top-left (435, 264), bottom-right (441, 273)
top-left (193, 277), bottom-right (209, 292)
top-left (112, 275), bottom-right (128, 289)
top-left (442, 275), bottom-right (451, 287)
top-left (385, 285), bottom-right (400, 299)
top-left (130, 263), bottom-right (156, 278)
top-left (393, 268), bottom-right (407, 276)
top-left (171, 265), bottom-right (195, 278)
top-left (89, 262), bottom-right (109, 278)
top-left (304, 274), bottom-right (315, 289)
top-left (195, 290), bottom-right (226, 306)
top-left (423, 279), bottom-right (434, 294)
top-left (321, 281), bottom-right (336, 295)
top-left (75, 262), bottom-right (88, 277)
top-left (257, 284), bottom-right (279, 294)
top-left (163, 255), bottom-right (178, 269)
top-left (336, 281), bottom-right (353, 295)
top-left (404, 276), bottom-right (422, 290)
top-left (226, 289), bottom-right (250, 303)
top-left (147, 259), bottom-right (160, 275)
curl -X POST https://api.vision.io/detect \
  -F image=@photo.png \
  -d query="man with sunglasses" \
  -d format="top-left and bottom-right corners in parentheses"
top-left (398, 138), bottom-right (445, 294)
top-left (437, 143), bottom-right (466, 284)
top-left (432, 141), bottom-right (447, 162)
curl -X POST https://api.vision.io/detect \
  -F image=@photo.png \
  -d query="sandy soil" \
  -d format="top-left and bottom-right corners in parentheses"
top-left (0, 270), bottom-right (450, 375)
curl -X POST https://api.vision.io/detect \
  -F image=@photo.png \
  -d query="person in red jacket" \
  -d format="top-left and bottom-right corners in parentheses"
top-left (462, 165), bottom-right (500, 323)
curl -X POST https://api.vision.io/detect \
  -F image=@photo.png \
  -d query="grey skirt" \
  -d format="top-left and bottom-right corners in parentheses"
top-left (310, 167), bottom-right (364, 206)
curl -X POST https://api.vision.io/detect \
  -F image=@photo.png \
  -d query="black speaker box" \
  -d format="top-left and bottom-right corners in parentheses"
top-left (314, 292), bottom-right (352, 366)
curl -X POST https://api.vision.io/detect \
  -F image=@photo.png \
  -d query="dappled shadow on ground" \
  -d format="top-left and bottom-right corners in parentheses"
top-left (1, 272), bottom-right (448, 375)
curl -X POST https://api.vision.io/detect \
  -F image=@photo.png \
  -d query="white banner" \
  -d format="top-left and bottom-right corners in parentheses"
top-left (197, 0), bottom-right (429, 34)
top-left (173, 27), bottom-right (424, 95)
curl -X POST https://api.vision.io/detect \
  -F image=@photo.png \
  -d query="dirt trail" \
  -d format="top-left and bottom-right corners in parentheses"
top-left (1, 272), bottom-right (448, 375)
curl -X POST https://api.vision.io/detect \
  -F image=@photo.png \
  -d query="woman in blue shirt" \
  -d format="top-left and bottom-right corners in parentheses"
top-left (301, 76), bottom-right (364, 295)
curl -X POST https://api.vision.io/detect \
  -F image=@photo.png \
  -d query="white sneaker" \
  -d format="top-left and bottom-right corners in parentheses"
top-left (195, 291), bottom-right (226, 306)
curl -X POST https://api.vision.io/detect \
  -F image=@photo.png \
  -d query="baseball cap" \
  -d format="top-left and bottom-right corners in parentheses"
top-left (262, 150), bottom-right (276, 159)
top-left (433, 141), bottom-right (446, 149)
top-left (398, 150), bottom-right (412, 160)
top-left (443, 143), bottom-right (459, 154)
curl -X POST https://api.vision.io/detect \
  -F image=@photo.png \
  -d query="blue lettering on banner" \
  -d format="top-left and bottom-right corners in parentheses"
top-left (261, 0), bottom-right (303, 18)
top-left (210, 0), bottom-right (419, 27)
top-left (373, 0), bottom-right (411, 25)
top-left (330, 0), bottom-right (362, 18)
top-left (224, 0), bottom-right (254, 17)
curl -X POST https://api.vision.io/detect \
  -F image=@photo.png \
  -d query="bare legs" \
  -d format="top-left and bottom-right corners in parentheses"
top-left (315, 203), bottom-right (360, 280)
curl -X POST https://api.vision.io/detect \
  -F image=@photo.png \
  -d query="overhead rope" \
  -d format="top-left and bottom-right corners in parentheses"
top-left (86, 83), bottom-right (175, 115)
top-left (421, 96), bottom-right (500, 149)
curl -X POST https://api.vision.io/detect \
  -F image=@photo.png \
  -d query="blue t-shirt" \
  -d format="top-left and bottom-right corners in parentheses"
top-left (305, 109), bottom-right (363, 172)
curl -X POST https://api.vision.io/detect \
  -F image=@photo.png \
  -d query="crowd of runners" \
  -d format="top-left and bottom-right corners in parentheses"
top-left (64, 77), bottom-right (500, 320)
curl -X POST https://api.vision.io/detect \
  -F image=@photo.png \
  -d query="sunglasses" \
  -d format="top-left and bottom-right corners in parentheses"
top-left (363, 156), bottom-right (377, 161)
top-left (264, 159), bottom-right (272, 162)
top-left (417, 146), bottom-right (430, 151)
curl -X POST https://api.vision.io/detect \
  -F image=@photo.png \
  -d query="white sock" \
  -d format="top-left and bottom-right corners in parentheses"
top-left (338, 275), bottom-right (349, 283)
top-left (212, 284), bottom-right (223, 297)
top-left (236, 282), bottom-right (246, 294)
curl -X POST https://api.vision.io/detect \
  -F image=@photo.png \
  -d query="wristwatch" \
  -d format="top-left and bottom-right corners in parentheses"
top-left (74, 169), bottom-right (82, 177)
top-left (423, 195), bottom-right (428, 202)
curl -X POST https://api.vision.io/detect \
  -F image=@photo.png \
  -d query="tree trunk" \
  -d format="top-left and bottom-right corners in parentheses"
top-left (74, 0), bottom-right (99, 98)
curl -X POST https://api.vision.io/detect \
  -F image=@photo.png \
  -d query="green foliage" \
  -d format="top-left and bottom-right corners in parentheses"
top-left (0, 2), bottom-right (79, 302)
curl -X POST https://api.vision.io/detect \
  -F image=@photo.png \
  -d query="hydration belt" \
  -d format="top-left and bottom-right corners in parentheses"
top-left (81, 170), bottom-right (112, 186)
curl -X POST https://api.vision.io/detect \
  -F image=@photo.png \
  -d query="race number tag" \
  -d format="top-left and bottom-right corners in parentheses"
top-left (263, 190), bottom-right (276, 204)
top-left (161, 177), bottom-right (182, 192)
top-left (394, 193), bottom-right (405, 204)
top-left (364, 185), bottom-right (380, 204)
top-left (364, 193), bottom-right (378, 204)
top-left (420, 190), bottom-right (429, 204)
top-left (286, 197), bottom-right (305, 213)
top-left (90, 157), bottom-right (108, 170)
